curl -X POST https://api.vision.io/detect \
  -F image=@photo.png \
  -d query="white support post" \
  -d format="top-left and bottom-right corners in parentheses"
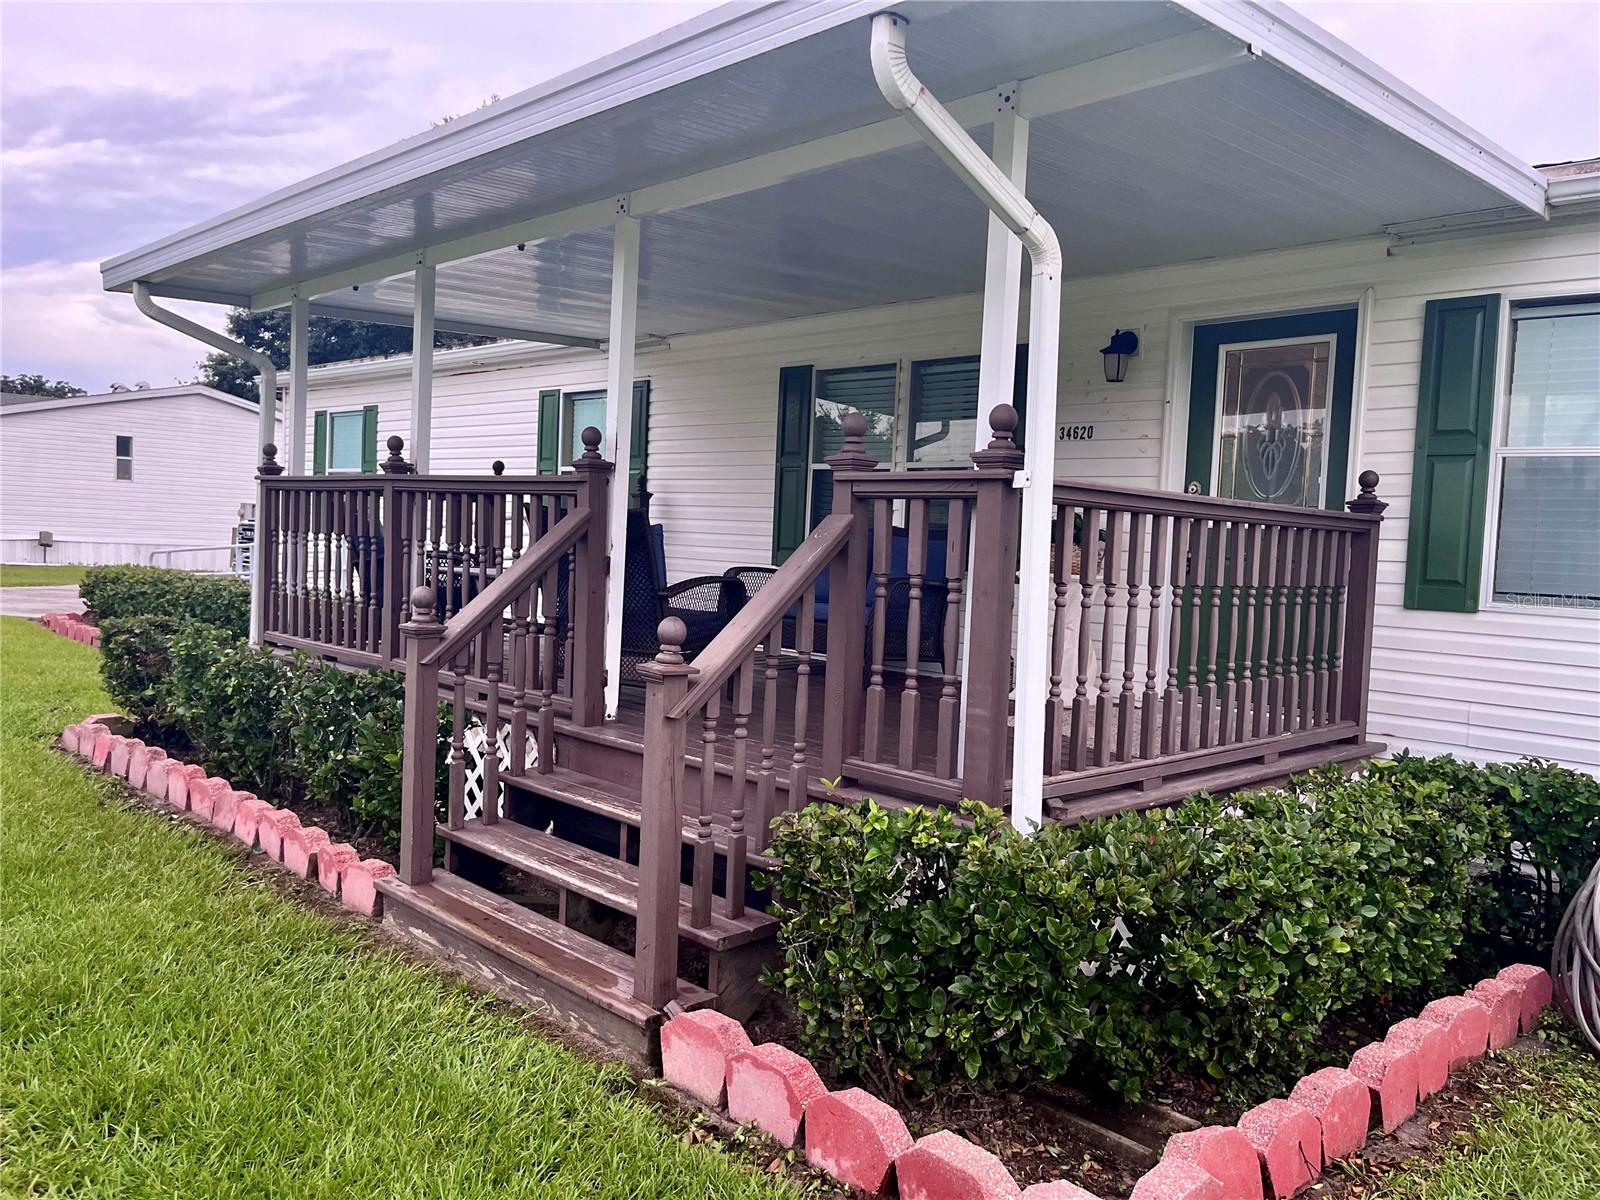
top-left (409, 262), bottom-right (436, 474)
top-left (959, 99), bottom-right (1029, 774)
top-left (975, 100), bottom-right (1029, 441)
top-left (287, 295), bottom-right (310, 474)
top-left (601, 208), bottom-right (640, 718)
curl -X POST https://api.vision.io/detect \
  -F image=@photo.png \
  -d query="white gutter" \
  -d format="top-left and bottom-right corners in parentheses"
top-left (133, 282), bottom-right (279, 646)
top-left (869, 11), bottom-right (1058, 831)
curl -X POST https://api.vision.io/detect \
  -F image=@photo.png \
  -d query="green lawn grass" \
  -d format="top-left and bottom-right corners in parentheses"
top-left (1382, 1028), bottom-right (1600, 1200)
top-left (0, 617), bottom-right (797, 1200)
top-left (0, 563), bottom-right (87, 586)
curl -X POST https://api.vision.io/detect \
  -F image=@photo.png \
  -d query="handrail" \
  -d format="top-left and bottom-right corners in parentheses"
top-left (1055, 480), bottom-right (1381, 529)
top-left (668, 513), bottom-right (853, 720)
top-left (422, 506), bottom-right (590, 667)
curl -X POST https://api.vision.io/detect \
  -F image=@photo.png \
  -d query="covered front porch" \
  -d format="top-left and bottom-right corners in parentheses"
top-left (105, 1), bottom-right (1544, 1051)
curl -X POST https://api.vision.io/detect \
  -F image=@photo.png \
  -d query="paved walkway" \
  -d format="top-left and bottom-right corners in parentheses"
top-left (0, 585), bottom-right (84, 619)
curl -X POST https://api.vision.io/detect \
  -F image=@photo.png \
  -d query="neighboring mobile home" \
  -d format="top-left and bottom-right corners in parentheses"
top-left (100, 1), bottom-right (1600, 1051)
top-left (1, 385), bottom-right (273, 569)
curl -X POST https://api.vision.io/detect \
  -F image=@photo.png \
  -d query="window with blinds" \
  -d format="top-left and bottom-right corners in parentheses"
top-left (909, 356), bottom-right (980, 466)
top-left (809, 362), bottom-right (898, 526)
top-left (1490, 299), bottom-right (1600, 609)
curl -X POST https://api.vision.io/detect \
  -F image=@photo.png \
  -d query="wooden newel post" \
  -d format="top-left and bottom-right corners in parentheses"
top-left (964, 404), bottom-right (1024, 806)
top-left (634, 617), bottom-right (697, 1008)
top-left (400, 585), bottom-right (445, 885)
top-left (252, 444), bottom-right (284, 645)
top-left (1342, 470), bottom-right (1386, 738)
top-left (570, 426), bottom-right (613, 726)
top-left (820, 411), bottom-right (879, 782)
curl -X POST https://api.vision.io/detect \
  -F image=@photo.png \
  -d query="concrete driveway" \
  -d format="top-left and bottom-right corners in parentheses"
top-left (0, 585), bottom-right (85, 619)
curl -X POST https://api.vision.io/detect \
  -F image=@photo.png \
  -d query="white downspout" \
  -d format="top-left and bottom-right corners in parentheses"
top-left (133, 282), bottom-right (280, 645)
top-left (871, 11), bottom-right (1060, 830)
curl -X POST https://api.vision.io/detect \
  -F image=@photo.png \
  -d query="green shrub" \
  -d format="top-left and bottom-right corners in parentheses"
top-left (99, 614), bottom-right (191, 727)
top-left (1375, 753), bottom-right (1600, 956)
top-left (282, 663), bottom-right (447, 843)
top-left (767, 765), bottom-right (1499, 1103)
top-left (81, 565), bottom-right (249, 637)
top-left (163, 623), bottom-right (290, 794)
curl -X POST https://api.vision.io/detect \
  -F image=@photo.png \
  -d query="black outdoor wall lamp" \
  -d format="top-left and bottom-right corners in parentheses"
top-left (1100, 329), bottom-right (1139, 383)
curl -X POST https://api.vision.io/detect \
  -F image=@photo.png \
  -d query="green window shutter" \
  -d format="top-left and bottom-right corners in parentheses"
top-left (1405, 294), bottom-right (1501, 611)
top-left (630, 379), bottom-right (651, 504)
top-left (312, 411), bottom-right (327, 475)
top-left (536, 388), bottom-right (560, 474)
top-left (360, 405), bottom-right (379, 473)
top-left (772, 365), bottom-right (813, 564)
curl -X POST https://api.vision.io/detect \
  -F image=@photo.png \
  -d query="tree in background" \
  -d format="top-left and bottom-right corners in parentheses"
top-left (1, 373), bottom-right (87, 398)
top-left (197, 309), bottom-right (494, 400)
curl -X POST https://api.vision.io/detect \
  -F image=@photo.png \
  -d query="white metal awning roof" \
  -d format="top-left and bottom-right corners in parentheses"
top-left (101, 0), bottom-right (1549, 345)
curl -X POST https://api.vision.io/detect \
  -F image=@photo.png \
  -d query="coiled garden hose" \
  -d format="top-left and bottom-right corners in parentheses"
top-left (1552, 856), bottom-right (1600, 1054)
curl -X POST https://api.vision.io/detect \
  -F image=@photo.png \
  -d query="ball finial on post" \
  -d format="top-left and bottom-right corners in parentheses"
top-left (409, 585), bottom-right (437, 623)
top-left (972, 403), bottom-right (1025, 469)
top-left (491, 459), bottom-right (505, 476)
top-left (259, 443), bottom-right (284, 475)
top-left (655, 616), bottom-right (687, 665)
top-left (825, 409), bottom-right (879, 471)
top-left (580, 425), bottom-right (603, 459)
top-left (1348, 470), bottom-right (1387, 516)
top-left (381, 435), bottom-right (413, 474)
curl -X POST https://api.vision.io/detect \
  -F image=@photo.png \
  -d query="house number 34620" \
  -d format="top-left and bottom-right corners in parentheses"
top-left (1057, 424), bottom-right (1094, 441)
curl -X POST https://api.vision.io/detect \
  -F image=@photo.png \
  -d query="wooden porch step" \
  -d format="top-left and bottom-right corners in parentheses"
top-left (376, 870), bottom-right (714, 1059)
top-left (439, 817), bottom-right (778, 953)
top-left (502, 765), bottom-right (780, 870)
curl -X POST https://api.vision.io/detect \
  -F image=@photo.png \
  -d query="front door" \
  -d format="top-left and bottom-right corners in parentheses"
top-left (1184, 308), bottom-right (1358, 510)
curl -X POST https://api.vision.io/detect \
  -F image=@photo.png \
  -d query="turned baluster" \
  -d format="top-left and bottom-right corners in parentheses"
top-left (1253, 525), bottom-right (1277, 740)
top-left (481, 624), bottom-right (502, 824)
top-left (725, 657), bottom-right (754, 920)
top-left (1045, 503), bottom-right (1073, 773)
top-left (863, 498), bottom-right (892, 763)
top-left (789, 588), bottom-right (817, 812)
top-left (1093, 509), bottom-right (1122, 767)
top-left (934, 499), bottom-right (967, 780)
top-left (1161, 516), bottom-right (1188, 756)
top-left (1141, 513), bottom-right (1168, 761)
top-left (1238, 524), bottom-right (1263, 742)
top-left (1180, 517), bottom-right (1205, 751)
top-left (508, 591), bottom-right (531, 776)
top-left (756, 622), bottom-right (781, 851)
top-left (1200, 520), bottom-right (1225, 750)
top-left (1117, 511), bottom-right (1145, 763)
top-left (693, 694), bottom-right (719, 929)
top-left (1268, 526), bottom-right (1292, 736)
top-left (1068, 507), bottom-right (1100, 772)
top-left (896, 498), bottom-right (928, 770)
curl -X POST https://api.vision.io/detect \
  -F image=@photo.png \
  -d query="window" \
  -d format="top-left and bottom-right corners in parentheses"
top-left (114, 435), bottom-right (132, 481)
top-left (327, 410), bottom-right (366, 472)
top-left (1488, 299), bottom-right (1600, 609)
top-left (908, 356), bottom-right (981, 466)
top-left (565, 390), bottom-right (607, 464)
top-left (808, 363), bottom-right (899, 524)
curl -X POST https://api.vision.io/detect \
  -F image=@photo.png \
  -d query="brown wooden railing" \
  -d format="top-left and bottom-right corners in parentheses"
top-left (387, 437), bottom-right (612, 884)
top-left (629, 408), bottom-right (1025, 1007)
top-left (256, 438), bottom-right (593, 690)
top-left (1041, 471), bottom-right (1385, 808)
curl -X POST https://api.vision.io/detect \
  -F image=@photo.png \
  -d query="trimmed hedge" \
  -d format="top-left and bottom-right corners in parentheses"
top-left (767, 764), bottom-right (1502, 1103)
top-left (1378, 752), bottom-right (1600, 956)
top-left (82, 565), bottom-right (249, 637)
top-left (99, 615), bottom-right (445, 845)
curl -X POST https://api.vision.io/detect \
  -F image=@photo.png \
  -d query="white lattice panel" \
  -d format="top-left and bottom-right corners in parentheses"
top-left (448, 718), bottom-right (541, 820)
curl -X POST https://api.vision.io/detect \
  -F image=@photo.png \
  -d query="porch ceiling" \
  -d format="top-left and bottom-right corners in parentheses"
top-left (102, 0), bottom-right (1546, 345)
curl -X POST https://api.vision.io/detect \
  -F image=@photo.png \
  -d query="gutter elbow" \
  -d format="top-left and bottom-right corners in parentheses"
top-left (869, 12), bottom-right (917, 112)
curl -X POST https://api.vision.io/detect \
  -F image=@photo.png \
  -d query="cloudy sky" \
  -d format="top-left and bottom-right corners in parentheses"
top-left (2, 0), bottom-right (1596, 392)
